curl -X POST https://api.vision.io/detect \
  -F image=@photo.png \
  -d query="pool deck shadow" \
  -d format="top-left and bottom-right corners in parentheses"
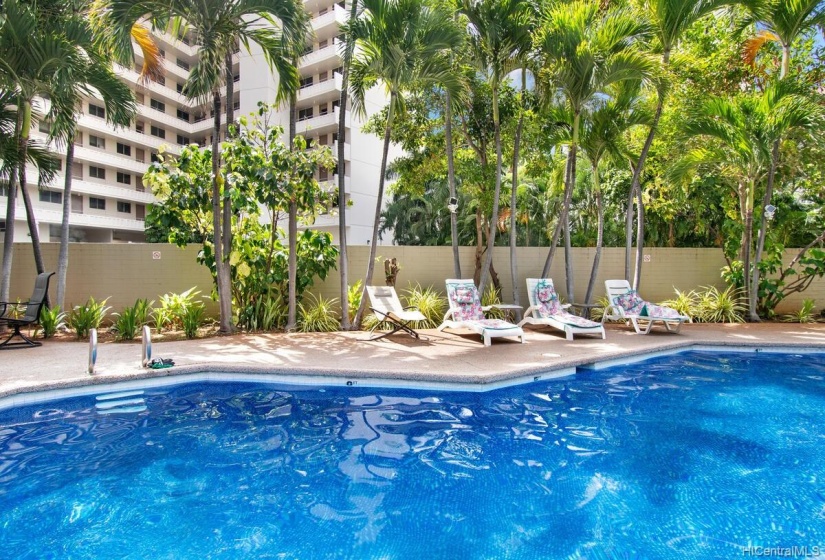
top-left (3, 322), bottom-right (825, 399)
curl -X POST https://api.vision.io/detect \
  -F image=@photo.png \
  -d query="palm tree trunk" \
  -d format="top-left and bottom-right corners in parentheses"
top-left (353, 94), bottom-right (395, 329)
top-left (18, 100), bottom-right (45, 275)
top-left (541, 150), bottom-right (573, 278)
top-left (56, 137), bottom-right (75, 310)
top-left (445, 90), bottom-right (461, 278)
top-left (509, 69), bottom-right (525, 318)
top-left (223, 55), bottom-right (234, 287)
top-left (584, 161), bottom-right (603, 310)
top-left (0, 108), bottom-right (22, 304)
top-left (629, 51), bottom-right (669, 288)
top-left (478, 88), bottom-right (502, 295)
top-left (337, 0), bottom-right (359, 331)
top-left (286, 96), bottom-right (298, 331)
top-left (564, 114), bottom-right (579, 303)
top-left (750, 44), bottom-right (790, 321)
top-left (212, 89), bottom-right (232, 334)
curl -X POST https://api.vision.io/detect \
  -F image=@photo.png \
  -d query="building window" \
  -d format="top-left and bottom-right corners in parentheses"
top-left (56, 159), bottom-right (62, 171)
top-left (159, 49), bottom-right (165, 59)
top-left (89, 103), bottom-right (105, 118)
top-left (38, 120), bottom-right (51, 133)
top-left (150, 125), bottom-right (165, 139)
top-left (176, 59), bottom-right (189, 71)
top-left (150, 152), bottom-right (159, 163)
top-left (0, 185), bottom-right (8, 196)
top-left (117, 142), bottom-right (131, 156)
top-left (176, 82), bottom-right (184, 94)
top-left (117, 201), bottom-right (131, 213)
top-left (150, 98), bottom-right (165, 113)
top-left (298, 108), bottom-right (313, 121)
top-left (39, 190), bottom-right (62, 204)
top-left (300, 76), bottom-right (313, 89)
top-left (0, 220), bottom-right (5, 233)
top-left (89, 166), bottom-right (106, 180)
top-left (156, 76), bottom-right (165, 86)
top-left (177, 134), bottom-right (190, 146)
top-left (176, 108), bottom-right (190, 122)
top-left (116, 172), bottom-right (131, 185)
top-left (136, 121), bottom-right (145, 134)
top-left (89, 135), bottom-right (105, 149)
top-left (89, 197), bottom-right (106, 210)
top-left (72, 162), bottom-right (83, 179)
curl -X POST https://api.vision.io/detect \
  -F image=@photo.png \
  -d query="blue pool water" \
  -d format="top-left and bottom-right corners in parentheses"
top-left (1, 351), bottom-right (824, 559)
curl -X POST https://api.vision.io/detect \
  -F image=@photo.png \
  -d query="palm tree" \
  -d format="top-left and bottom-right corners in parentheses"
top-left (670, 82), bottom-right (820, 316)
top-left (624, 0), bottom-right (738, 290)
top-left (91, 0), bottom-right (307, 334)
top-left (460, 0), bottom-right (533, 297)
top-left (349, 0), bottom-right (463, 329)
top-left (741, 0), bottom-right (825, 320)
top-left (535, 0), bottom-right (653, 303)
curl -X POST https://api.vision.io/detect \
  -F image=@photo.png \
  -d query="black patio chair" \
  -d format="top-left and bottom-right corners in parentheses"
top-left (0, 272), bottom-right (54, 349)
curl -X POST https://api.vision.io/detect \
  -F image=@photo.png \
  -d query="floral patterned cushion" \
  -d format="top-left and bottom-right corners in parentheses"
top-left (447, 283), bottom-right (484, 321)
top-left (534, 280), bottom-right (562, 317)
top-left (641, 303), bottom-right (682, 319)
top-left (553, 311), bottom-right (602, 329)
top-left (476, 318), bottom-right (517, 330)
top-left (613, 290), bottom-right (646, 315)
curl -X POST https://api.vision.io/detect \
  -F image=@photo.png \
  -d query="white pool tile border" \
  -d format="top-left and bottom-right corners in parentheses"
top-left (2, 343), bottom-right (824, 412)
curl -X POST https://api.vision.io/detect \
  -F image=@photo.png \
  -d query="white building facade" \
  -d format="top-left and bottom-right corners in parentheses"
top-left (1, 1), bottom-right (396, 246)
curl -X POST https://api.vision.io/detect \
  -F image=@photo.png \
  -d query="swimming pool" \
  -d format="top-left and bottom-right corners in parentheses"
top-left (1, 350), bottom-right (823, 558)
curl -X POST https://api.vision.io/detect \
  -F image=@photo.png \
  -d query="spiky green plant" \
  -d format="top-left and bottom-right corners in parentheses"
top-left (661, 288), bottom-right (699, 319)
top-left (68, 297), bottom-right (111, 339)
top-left (481, 284), bottom-right (505, 319)
top-left (298, 294), bottom-right (340, 332)
top-left (112, 304), bottom-right (139, 341)
top-left (38, 306), bottom-right (66, 338)
top-left (588, 295), bottom-right (613, 322)
top-left (181, 303), bottom-right (205, 338)
top-left (403, 284), bottom-right (447, 328)
top-left (782, 299), bottom-right (817, 323)
top-left (348, 280), bottom-right (363, 325)
top-left (694, 285), bottom-right (745, 323)
top-left (133, 298), bottom-right (154, 327)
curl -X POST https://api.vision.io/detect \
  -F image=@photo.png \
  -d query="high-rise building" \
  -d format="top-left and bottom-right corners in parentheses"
top-left (2, 2), bottom-right (396, 245)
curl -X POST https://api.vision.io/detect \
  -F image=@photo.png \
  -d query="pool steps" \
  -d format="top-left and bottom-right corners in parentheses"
top-left (94, 390), bottom-right (147, 414)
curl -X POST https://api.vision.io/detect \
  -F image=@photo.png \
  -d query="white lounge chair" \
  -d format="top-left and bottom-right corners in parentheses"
top-left (518, 278), bottom-right (606, 340)
top-left (366, 285), bottom-right (427, 341)
top-left (603, 279), bottom-right (691, 334)
top-left (437, 279), bottom-right (525, 346)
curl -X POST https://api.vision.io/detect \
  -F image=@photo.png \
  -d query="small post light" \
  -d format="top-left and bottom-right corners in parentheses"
top-left (447, 197), bottom-right (458, 214)
top-left (765, 204), bottom-right (777, 220)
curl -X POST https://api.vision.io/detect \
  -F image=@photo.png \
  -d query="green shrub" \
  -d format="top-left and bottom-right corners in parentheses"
top-left (782, 299), bottom-right (817, 323)
top-left (481, 284), bottom-right (505, 319)
top-left (402, 284), bottom-right (447, 328)
top-left (241, 294), bottom-right (286, 332)
top-left (134, 298), bottom-right (154, 327)
top-left (68, 297), bottom-right (111, 339)
top-left (588, 296), bottom-right (613, 322)
top-left (660, 289), bottom-right (699, 318)
top-left (112, 304), bottom-right (139, 341)
top-left (151, 306), bottom-right (173, 333)
top-left (155, 288), bottom-right (201, 331)
top-left (298, 294), bottom-right (340, 332)
top-left (348, 280), bottom-right (363, 325)
top-left (181, 304), bottom-right (206, 338)
top-left (38, 306), bottom-right (66, 338)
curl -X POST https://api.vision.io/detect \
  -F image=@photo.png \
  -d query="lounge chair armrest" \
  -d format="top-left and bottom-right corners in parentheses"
top-left (522, 305), bottom-right (538, 319)
top-left (402, 306), bottom-right (417, 311)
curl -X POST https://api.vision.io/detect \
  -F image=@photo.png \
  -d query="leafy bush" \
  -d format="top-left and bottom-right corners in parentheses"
top-left (660, 289), bottom-right (698, 318)
top-left (662, 286), bottom-right (744, 323)
top-left (181, 304), bottom-right (206, 338)
top-left (481, 284), bottom-right (505, 319)
top-left (112, 304), bottom-right (139, 341)
top-left (348, 280), bottom-right (363, 325)
top-left (134, 298), bottom-right (154, 327)
top-left (151, 306), bottom-right (174, 333)
top-left (157, 287), bottom-right (201, 330)
top-left (782, 299), bottom-right (817, 323)
top-left (240, 294), bottom-right (286, 332)
top-left (38, 306), bottom-right (66, 338)
top-left (298, 294), bottom-right (340, 332)
top-left (588, 296), bottom-right (613, 322)
top-left (68, 297), bottom-right (111, 339)
top-left (402, 284), bottom-right (447, 328)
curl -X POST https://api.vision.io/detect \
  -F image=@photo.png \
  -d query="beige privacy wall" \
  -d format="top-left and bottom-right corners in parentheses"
top-left (6, 243), bottom-right (824, 315)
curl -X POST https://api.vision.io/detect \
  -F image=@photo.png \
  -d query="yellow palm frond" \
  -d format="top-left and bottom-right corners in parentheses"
top-left (742, 29), bottom-right (780, 67)
top-left (131, 23), bottom-right (165, 83)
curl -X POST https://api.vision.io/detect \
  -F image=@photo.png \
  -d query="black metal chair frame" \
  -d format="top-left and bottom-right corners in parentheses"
top-left (368, 307), bottom-right (422, 341)
top-left (0, 272), bottom-right (54, 349)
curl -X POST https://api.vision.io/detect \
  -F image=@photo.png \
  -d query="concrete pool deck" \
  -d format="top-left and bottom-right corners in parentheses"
top-left (3, 322), bottom-right (825, 400)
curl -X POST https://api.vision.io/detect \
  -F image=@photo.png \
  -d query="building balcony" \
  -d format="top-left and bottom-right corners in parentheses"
top-left (117, 66), bottom-right (193, 106)
top-left (76, 114), bottom-right (180, 154)
top-left (298, 72), bottom-right (342, 104)
top-left (73, 145), bottom-right (150, 175)
top-left (299, 40), bottom-right (342, 72)
top-left (136, 104), bottom-right (196, 135)
top-left (311, 4), bottom-right (347, 36)
top-left (57, 177), bottom-right (156, 205)
top-left (296, 106), bottom-right (349, 136)
top-left (0, 202), bottom-right (146, 232)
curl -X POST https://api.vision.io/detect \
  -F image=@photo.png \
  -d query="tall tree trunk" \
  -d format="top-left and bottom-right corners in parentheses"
top-left (18, 100), bottom-right (45, 275)
top-left (509, 69), bottom-right (525, 318)
top-left (0, 108), bottom-right (22, 304)
top-left (628, 50), bottom-right (669, 287)
top-left (474, 205), bottom-right (483, 282)
top-left (56, 137), bottom-right (75, 310)
top-left (564, 113), bottom-right (580, 303)
top-left (540, 149), bottom-right (573, 278)
top-left (478, 87), bottom-right (502, 295)
top-left (445, 90), bottom-right (461, 278)
top-left (584, 161), bottom-right (603, 311)
top-left (212, 89), bottom-right (233, 334)
top-left (750, 44), bottom-right (790, 321)
top-left (286, 96), bottom-right (298, 331)
top-left (353, 94), bottom-right (395, 328)
top-left (223, 55), bottom-right (235, 305)
top-left (337, 0), bottom-right (359, 330)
